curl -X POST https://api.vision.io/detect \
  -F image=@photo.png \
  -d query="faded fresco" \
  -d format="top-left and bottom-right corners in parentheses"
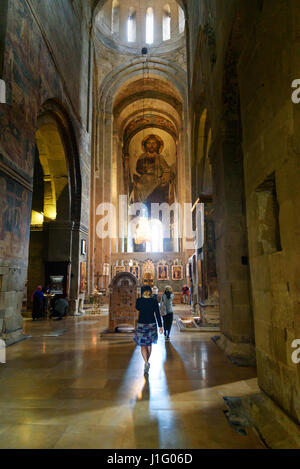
top-left (1, 1), bottom-right (58, 179)
top-left (0, 173), bottom-right (32, 259)
top-left (129, 129), bottom-right (176, 210)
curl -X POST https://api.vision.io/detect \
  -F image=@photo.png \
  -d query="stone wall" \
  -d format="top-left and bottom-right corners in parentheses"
top-left (238, 0), bottom-right (300, 426)
top-left (186, 0), bottom-right (300, 427)
top-left (0, 0), bottom-right (93, 343)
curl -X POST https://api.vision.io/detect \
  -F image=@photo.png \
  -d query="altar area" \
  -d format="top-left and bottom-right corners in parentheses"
top-left (110, 252), bottom-right (189, 302)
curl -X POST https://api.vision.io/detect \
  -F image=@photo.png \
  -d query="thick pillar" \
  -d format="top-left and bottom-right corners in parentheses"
top-left (198, 194), bottom-right (220, 325)
top-left (211, 131), bottom-right (255, 365)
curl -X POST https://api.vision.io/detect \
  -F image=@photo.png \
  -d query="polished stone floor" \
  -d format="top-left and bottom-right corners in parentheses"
top-left (0, 309), bottom-right (265, 449)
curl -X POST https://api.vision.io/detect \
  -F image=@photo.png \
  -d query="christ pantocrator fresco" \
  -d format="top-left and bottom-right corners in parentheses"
top-left (130, 134), bottom-right (175, 209)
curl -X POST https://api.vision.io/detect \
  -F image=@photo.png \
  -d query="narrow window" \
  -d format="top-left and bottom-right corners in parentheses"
top-left (112, 0), bottom-right (120, 34)
top-left (146, 7), bottom-right (154, 44)
top-left (128, 7), bottom-right (136, 42)
top-left (178, 5), bottom-right (185, 34)
top-left (163, 4), bottom-right (171, 41)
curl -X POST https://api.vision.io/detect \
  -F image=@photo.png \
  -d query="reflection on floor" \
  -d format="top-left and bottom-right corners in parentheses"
top-left (0, 310), bottom-right (265, 449)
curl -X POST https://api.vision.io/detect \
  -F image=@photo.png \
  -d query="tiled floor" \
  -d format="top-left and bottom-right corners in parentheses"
top-left (0, 309), bottom-right (265, 449)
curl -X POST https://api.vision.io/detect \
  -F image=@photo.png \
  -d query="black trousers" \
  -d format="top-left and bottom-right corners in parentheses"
top-left (163, 313), bottom-right (173, 337)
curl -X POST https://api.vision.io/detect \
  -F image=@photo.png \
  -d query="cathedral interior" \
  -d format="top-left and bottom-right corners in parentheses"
top-left (0, 0), bottom-right (300, 450)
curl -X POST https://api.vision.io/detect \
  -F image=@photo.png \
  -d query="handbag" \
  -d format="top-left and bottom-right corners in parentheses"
top-left (160, 299), bottom-right (167, 316)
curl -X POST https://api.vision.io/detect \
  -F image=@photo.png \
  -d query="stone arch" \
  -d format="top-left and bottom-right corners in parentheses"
top-left (37, 99), bottom-right (82, 222)
top-left (98, 59), bottom-right (187, 112)
top-left (27, 99), bottom-right (83, 310)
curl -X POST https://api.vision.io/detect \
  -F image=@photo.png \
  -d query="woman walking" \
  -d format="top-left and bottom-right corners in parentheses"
top-left (134, 285), bottom-right (163, 375)
top-left (161, 286), bottom-right (174, 340)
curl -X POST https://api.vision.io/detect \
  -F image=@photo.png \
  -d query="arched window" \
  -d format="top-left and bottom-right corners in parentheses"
top-left (128, 7), bottom-right (136, 42)
top-left (178, 5), bottom-right (185, 34)
top-left (146, 7), bottom-right (154, 44)
top-left (163, 4), bottom-right (171, 41)
top-left (112, 0), bottom-right (120, 34)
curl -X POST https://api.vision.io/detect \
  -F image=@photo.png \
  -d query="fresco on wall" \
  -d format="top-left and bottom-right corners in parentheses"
top-left (129, 130), bottom-right (176, 211)
top-left (0, 0), bottom-right (70, 180)
top-left (0, 174), bottom-right (31, 259)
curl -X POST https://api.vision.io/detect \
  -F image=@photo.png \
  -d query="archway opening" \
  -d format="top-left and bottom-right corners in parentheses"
top-left (27, 117), bottom-right (71, 316)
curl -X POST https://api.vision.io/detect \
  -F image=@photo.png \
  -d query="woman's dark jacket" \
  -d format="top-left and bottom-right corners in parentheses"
top-left (136, 297), bottom-right (162, 327)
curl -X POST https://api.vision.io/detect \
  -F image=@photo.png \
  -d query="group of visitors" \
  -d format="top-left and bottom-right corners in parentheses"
top-left (134, 285), bottom-right (175, 376)
top-left (32, 285), bottom-right (69, 321)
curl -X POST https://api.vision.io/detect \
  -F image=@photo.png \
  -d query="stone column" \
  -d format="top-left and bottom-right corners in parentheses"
top-left (112, 132), bottom-right (119, 254)
top-left (95, 109), bottom-right (113, 296)
top-left (210, 131), bottom-right (255, 365)
top-left (198, 195), bottom-right (220, 325)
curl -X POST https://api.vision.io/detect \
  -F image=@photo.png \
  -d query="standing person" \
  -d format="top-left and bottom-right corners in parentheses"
top-left (32, 285), bottom-right (45, 321)
top-left (161, 286), bottom-right (174, 340)
top-left (182, 285), bottom-right (189, 304)
top-left (134, 285), bottom-right (163, 375)
top-left (152, 285), bottom-right (159, 301)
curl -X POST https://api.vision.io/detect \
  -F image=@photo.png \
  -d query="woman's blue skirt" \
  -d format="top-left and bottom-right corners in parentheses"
top-left (134, 323), bottom-right (158, 346)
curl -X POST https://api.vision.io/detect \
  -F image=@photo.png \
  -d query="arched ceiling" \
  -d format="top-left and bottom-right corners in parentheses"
top-left (113, 74), bottom-right (183, 147)
top-left (114, 76), bottom-right (182, 106)
top-left (117, 101), bottom-right (181, 133)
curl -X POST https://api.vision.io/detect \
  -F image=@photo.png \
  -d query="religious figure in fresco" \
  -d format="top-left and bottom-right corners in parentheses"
top-left (130, 134), bottom-right (175, 210)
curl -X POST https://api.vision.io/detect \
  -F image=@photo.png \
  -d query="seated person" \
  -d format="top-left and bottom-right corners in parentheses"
top-left (50, 295), bottom-right (69, 320)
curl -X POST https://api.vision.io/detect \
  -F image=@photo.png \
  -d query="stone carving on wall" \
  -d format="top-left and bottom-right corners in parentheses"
top-left (109, 272), bottom-right (138, 332)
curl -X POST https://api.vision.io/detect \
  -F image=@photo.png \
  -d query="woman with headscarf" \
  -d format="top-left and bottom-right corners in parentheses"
top-left (134, 285), bottom-right (163, 375)
top-left (32, 285), bottom-right (45, 321)
top-left (161, 286), bottom-right (174, 340)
